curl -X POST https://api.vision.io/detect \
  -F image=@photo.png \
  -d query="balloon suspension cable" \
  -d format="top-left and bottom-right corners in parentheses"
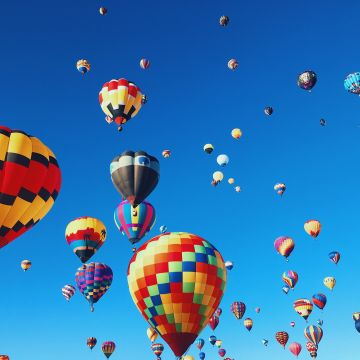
top-left (90, 305), bottom-right (94, 312)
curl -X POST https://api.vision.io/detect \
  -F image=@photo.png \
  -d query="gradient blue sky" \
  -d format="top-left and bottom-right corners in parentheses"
top-left (0, 0), bottom-right (359, 359)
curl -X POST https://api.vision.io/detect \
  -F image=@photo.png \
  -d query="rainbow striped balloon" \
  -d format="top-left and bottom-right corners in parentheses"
top-left (304, 325), bottom-right (323, 347)
top-left (274, 236), bottom-right (295, 260)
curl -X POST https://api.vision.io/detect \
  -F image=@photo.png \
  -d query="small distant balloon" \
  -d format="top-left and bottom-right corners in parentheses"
top-left (196, 338), bottom-right (205, 351)
top-left (228, 178), bottom-right (235, 184)
top-left (317, 319), bottom-right (323, 326)
top-left (218, 349), bottom-right (226, 357)
top-left (264, 106), bottom-right (273, 116)
top-left (21, 260), bottom-right (31, 271)
top-left (304, 325), bottom-right (323, 348)
top-left (212, 171), bottom-right (224, 186)
top-left (262, 339), bottom-right (269, 346)
top-left (255, 307), bottom-right (260, 314)
top-left (162, 150), bottom-right (171, 158)
top-left (275, 331), bottom-right (289, 348)
top-left (312, 293), bottom-right (327, 310)
top-left (282, 285), bottom-right (290, 294)
top-left (324, 276), bottom-right (336, 290)
top-left (282, 270), bottom-right (298, 289)
top-left (99, 7), bottom-right (107, 15)
top-left (274, 183), bottom-right (286, 196)
top-left (209, 335), bottom-right (217, 346)
top-left (235, 186), bottom-right (241, 193)
top-left (204, 144), bottom-right (214, 154)
top-left (140, 58), bottom-right (151, 70)
top-left (62, 284), bottom-right (76, 301)
top-left (87, 337), bottom-right (97, 350)
top-left (328, 251), bottom-right (340, 264)
top-left (217, 154), bottom-right (229, 166)
top-left (141, 94), bottom-right (148, 104)
top-left (228, 59), bottom-right (238, 71)
top-left (219, 15), bottom-right (229, 26)
top-left (147, 327), bottom-right (158, 342)
top-left (290, 321), bottom-right (295, 327)
top-left (231, 128), bottom-right (242, 139)
top-left (320, 118), bottom-right (326, 126)
top-left (297, 70), bottom-right (317, 91)
top-left (289, 342), bottom-right (302, 357)
top-left (244, 318), bottom-right (253, 331)
top-left (304, 220), bottom-right (321, 238)
top-left (274, 236), bottom-right (295, 260)
top-left (215, 339), bottom-right (222, 348)
top-left (160, 225), bottom-right (167, 234)
top-left (353, 312), bottom-right (360, 321)
top-left (102, 341), bottom-right (116, 358)
top-left (293, 299), bottom-right (313, 321)
top-left (76, 59), bottom-right (90, 74)
top-left (225, 261), bottom-right (233, 270)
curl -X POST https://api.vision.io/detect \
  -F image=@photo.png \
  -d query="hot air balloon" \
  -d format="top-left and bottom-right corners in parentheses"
top-left (204, 144), bottom-right (214, 154)
top-left (262, 339), bottom-right (269, 346)
top-left (228, 178), bottom-right (235, 184)
top-left (160, 225), bottom-right (167, 234)
top-left (324, 276), bottom-right (336, 290)
top-left (162, 150), bottom-right (171, 158)
top-left (208, 314), bottom-right (219, 331)
top-left (0, 356), bottom-right (9, 360)
top-left (183, 357), bottom-right (195, 360)
top-left (199, 352), bottom-right (205, 360)
top-left (235, 186), bottom-right (241, 193)
top-left (65, 217), bottom-right (106, 263)
top-left (317, 319), bottom-right (323, 326)
top-left (114, 200), bottom-right (156, 245)
top-left (282, 270), bottom-right (298, 289)
top-left (244, 318), bottom-right (253, 331)
top-left (209, 336), bottom-right (217, 346)
top-left (99, 7), bottom-right (107, 15)
top-left (75, 262), bottom-right (113, 312)
top-left (228, 59), bottom-right (238, 71)
top-left (215, 308), bottom-right (222, 317)
top-left (76, 59), bottom-right (90, 74)
top-left (21, 260), bottom-right (31, 271)
top-left (102, 341), bottom-right (115, 358)
top-left (356, 321), bottom-right (360, 333)
top-left (140, 58), bottom-right (151, 70)
top-left (212, 171), bottom-right (224, 186)
top-left (274, 183), bottom-right (286, 196)
top-left (0, 126), bottom-right (61, 249)
top-left (274, 236), bottom-right (295, 260)
top-left (344, 72), bottom-right (360, 95)
top-left (196, 338), bottom-right (205, 350)
top-left (87, 337), bottom-right (97, 350)
top-left (99, 78), bottom-right (143, 131)
top-left (110, 150), bottom-right (160, 206)
top-left (231, 301), bottom-right (246, 320)
top-left (217, 154), bottom-right (229, 166)
top-left (328, 251), bottom-right (340, 264)
top-left (218, 349), bottom-right (226, 357)
top-left (290, 321), bottom-right (295, 327)
top-left (320, 118), bottom-right (326, 126)
top-left (275, 331), bottom-right (289, 349)
top-left (282, 285), bottom-right (290, 294)
top-left (141, 94), bottom-right (148, 104)
top-left (147, 327), bottom-right (158, 342)
top-left (219, 16), bottom-right (229, 26)
top-left (255, 307), bottom-right (260, 314)
top-left (127, 232), bottom-right (227, 358)
top-left (151, 343), bottom-right (164, 359)
top-left (62, 284), bottom-right (76, 301)
top-left (225, 261), bottom-right (233, 270)
top-left (312, 294), bottom-right (327, 310)
top-left (304, 220), bottom-right (321, 238)
top-left (264, 106), bottom-right (273, 116)
top-left (353, 312), bottom-right (360, 321)
top-left (289, 342), bottom-right (302, 357)
top-left (297, 70), bottom-right (317, 91)
top-left (304, 325), bottom-right (323, 348)
top-left (293, 299), bottom-right (313, 321)
top-left (306, 342), bottom-right (318, 359)
top-left (231, 128), bottom-right (242, 139)
top-left (215, 340), bottom-right (222, 348)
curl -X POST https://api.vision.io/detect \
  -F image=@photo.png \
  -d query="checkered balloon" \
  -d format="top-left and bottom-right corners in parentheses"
top-left (127, 232), bottom-right (227, 357)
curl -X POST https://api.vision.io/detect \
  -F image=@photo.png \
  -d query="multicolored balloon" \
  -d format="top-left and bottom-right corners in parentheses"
top-left (290, 321), bottom-right (295, 328)
top-left (140, 58), bottom-right (151, 70)
top-left (274, 236), bottom-right (295, 260)
top-left (196, 338), bottom-right (205, 350)
top-left (274, 183), bottom-right (286, 196)
top-left (282, 270), bottom-right (298, 289)
top-left (304, 325), bottom-right (323, 347)
top-left (264, 106), bottom-right (273, 116)
top-left (231, 301), bottom-right (246, 319)
top-left (162, 150), bottom-right (171, 158)
top-left (147, 327), bottom-right (158, 342)
top-left (76, 59), bottom-right (90, 74)
top-left (323, 276), bottom-right (336, 290)
top-left (225, 261), bottom-right (233, 270)
top-left (87, 337), bottom-right (97, 350)
top-left (306, 342), bottom-right (318, 359)
top-left (231, 128), bottom-right (242, 140)
top-left (62, 284), bottom-right (76, 301)
top-left (328, 251), bottom-right (340, 264)
top-left (289, 342), bottom-right (302, 357)
top-left (293, 299), bottom-right (313, 321)
top-left (297, 70), bottom-right (317, 91)
top-left (21, 260), bottom-right (31, 271)
top-left (75, 262), bottom-right (113, 311)
top-left (218, 349), bottom-right (226, 358)
top-left (215, 340), bottom-right (222, 348)
top-left (215, 308), bottom-right (222, 317)
top-left (208, 315), bottom-right (219, 330)
top-left (244, 318), bottom-right (253, 331)
top-left (312, 294), bottom-right (327, 310)
top-left (353, 312), bottom-right (360, 321)
top-left (127, 232), bottom-right (227, 357)
top-left (99, 78), bottom-right (143, 131)
top-left (219, 15), bottom-right (229, 26)
top-left (304, 220), bottom-right (321, 238)
top-left (344, 72), bottom-right (360, 95)
top-left (228, 59), bottom-right (238, 71)
top-left (114, 200), bottom-right (156, 245)
top-left (275, 331), bottom-right (289, 348)
top-left (65, 217), bottom-right (106, 263)
top-left (151, 343), bottom-right (164, 359)
top-left (0, 126), bottom-right (61, 250)
top-left (212, 171), bottom-right (224, 186)
top-left (99, 7), bottom-right (107, 15)
top-left (110, 150), bottom-right (160, 206)
top-left (102, 341), bottom-right (116, 358)
top-left (203, 144), bottom-right (214, 154)
top-left (209, 335), bottom-right (217, 346)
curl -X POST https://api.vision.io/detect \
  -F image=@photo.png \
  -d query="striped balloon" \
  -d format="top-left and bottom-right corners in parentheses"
top-left (0, 126), bottom-right (61, 249)
top-left (344, 72), bottom-right (360, 94)
top-left (87, 337), bottom-right (97, 350)
top-left (304, 220), bottom-right (321, 238)
top-left (294, 299), bottom-right (313, 321)
top-left (328, 251), bottom-right (340, 264)
top-left (102, 341), bottom-right (116, 358)
top-left (147, 327), bottom-right (158, 342)
top-left (196, 338), bottom-right (205, 350)
top-left (231, 301), bottom-right (246, 319)
top-left (140, 58), bottom-right (151, 69)
top-left (151, 343), bottom-right (164, 358)
top-left (114, 200), bottom-right (156, 245)
top-left (62, 284), bottom-right (76, 301)
top-left (99, 78), bottom-right (143, 130)
top-left (66, 217), bottom-right (106, 263)
top-left (215, 340), bottom-right (222, 348)
top-left (275, 331), bottom-right (289, 348)
top-left (312, 293), bottom-right (327, 310)
top-left (274, 236), bottom-right (295, 260)
top-left (208, 314), bottom-right (219, 330)
top-left (282, 270), bottom-right (298, 289)
top-left (75, 262), bottom-right (113, 311)
top-left (304, 325), bottom-right (323, 347)
top-left (244, 318), bottom-right (253, 331)
top-left (306, 342), bottom-right (318, 358)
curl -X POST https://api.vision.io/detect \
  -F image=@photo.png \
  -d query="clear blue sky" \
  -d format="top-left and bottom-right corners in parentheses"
top-left (0, 0), bottom-right (359, 359)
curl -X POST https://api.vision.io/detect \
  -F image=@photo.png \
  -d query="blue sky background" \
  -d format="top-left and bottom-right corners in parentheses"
top-left (0, 0), bottom-right (359, 358)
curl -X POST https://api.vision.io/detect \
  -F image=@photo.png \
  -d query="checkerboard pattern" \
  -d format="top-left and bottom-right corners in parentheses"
top-left (127, 232), bottom-right (227, 357)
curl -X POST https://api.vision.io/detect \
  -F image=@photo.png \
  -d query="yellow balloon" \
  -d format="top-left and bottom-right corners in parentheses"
top-left (213, 171), bottom-right (224, 182)
top-left (228, 178), bottom-right (235, 184)
top-left (324, 276), bottom-right (336, 290)
top-left (304, 220), bottom-right (321, 238)
top-left (231, 128), bottom-right (242, 139)
top-left (21, 260), bottom-right (32, 271)
top-left (146, 327), bottom-right (158, 342)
